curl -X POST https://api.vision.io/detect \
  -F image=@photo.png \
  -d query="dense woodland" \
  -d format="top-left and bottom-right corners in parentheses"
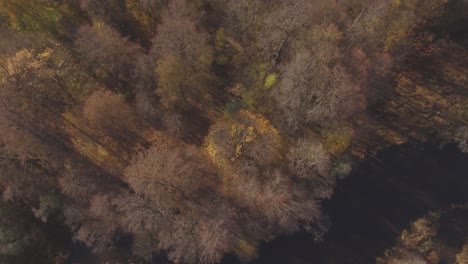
top-left (0, 0), bottom-right (467, 263)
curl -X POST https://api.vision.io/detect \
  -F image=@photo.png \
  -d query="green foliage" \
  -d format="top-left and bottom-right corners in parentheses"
top-left (0, 0), bottom-right (85, 41)
top-left (331, 159), bottom-right (352, 179)
top-left (39, 193), bottom-right (62, 212)
top-left (205, 110), bottom-right (282, 173)
top-left (320, 125), bottom-right (355, 155)
top-left (125, 0), bottom-right (159, 36)
top-left (0, 47), bottom-right (94, 112)
top-left (213, 27), bottom-right (245, 68)
top-left (233, 63), bottom-right (277, 111)
top-left (215, 28), bottom-right (227, 51)
top-left (234, 238), bottom-right (258, 261)
top-left (156, 55), bottom-right (216, 110)
top-left (0, 13), bottom-right (11, 28)
top-left (264, 73), bottom-right (277, 89)
top-left (214, 28), bottom-right (228, 64)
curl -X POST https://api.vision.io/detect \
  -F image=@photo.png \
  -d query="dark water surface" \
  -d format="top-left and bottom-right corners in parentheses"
top-left (222, 143), bottom-right (468, 264)
top-left (66, 143), bottom-right (467, 264)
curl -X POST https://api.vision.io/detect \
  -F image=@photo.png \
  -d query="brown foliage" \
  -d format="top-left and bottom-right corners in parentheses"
top-left (0, 46), bottom-right (92, 161)
top-left (75, 23), bottom-right (153, 94)
top-left (83, 89), bottom-right (137, 134)
top-left (125, 142), bottom-right (218, 211)
top-left (274, 24), bottom-right (365, 129)
top-left (153, 0), bottom-right (217, 111)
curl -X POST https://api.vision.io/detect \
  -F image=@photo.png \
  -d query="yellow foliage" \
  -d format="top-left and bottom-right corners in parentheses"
top-left (4, 49), bottom-right (42, 73)
top-left (215, 28), bottom-right (226, 52)
top-left (215, 54), bottom-right (229, 65)
top-left (0, 0), bottom-right (83, 39)
top-left (264, 73), bottom-right (277, 89)
top-left (205, 111), bottom-right (282, 175)
top-left (320, 125), bottom-right (354, 155)
top-left (126, 0), bottom-right (158, 35)
top-left (457, 244), bottom-right (468, 264)
top-left (238, 63), bottom-right (277, 110)
top-left (63, 112), bottom-right (126, 174)
top-left (234, 239), bottom-right (257, 261)
top-left (399, 212), bottom-right (439, 256)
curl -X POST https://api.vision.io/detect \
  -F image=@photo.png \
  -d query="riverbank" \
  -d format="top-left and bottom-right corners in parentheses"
top-left (222, 143), bottom-right (468, 264)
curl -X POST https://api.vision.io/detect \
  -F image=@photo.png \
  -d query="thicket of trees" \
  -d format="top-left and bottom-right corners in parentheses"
top-left (0, 0), bottom-right (466, 263)
top-left (377, 205), bottom-right (468, 264)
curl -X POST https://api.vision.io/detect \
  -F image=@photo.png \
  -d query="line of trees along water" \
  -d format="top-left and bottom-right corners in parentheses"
top-left (233, 143), bottom-right (468, 264)
top-left (63, 142), bottom-right (468, 263)
top-left (65, 143), bottom-right (468, 263)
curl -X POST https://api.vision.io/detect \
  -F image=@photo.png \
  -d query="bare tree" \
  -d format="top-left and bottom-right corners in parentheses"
top-left (287, 138), bottom-right (331, 178)
top-left (123, 141), bottom-right (241, 263)
top-left (124, 143), bottom-right (218, 211)
top-left (75, 23), bottom-right (154, 94)
top-left (153, 0), bottom-right (213, 68)
top-left (286, 137), bottom-right (340, 199)
top-left (256, 0), bottom-right (322, 64)
top-left (453, 126), bottom-right (468, 153)
top-left (82, 89), bottom-right (149, 152)
top-left (274, 24), bottom-right (365, 130)
top-left (152, 0), bottom-right (217, 110)
top-left (377, 247), bottom-right (427, 264)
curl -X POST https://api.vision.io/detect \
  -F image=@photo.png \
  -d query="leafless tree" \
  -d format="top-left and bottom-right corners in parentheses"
top-left (76, 23), bottom-right (154, 93)
top-left (152, 0), bottom-right (217, 110)
top-left (453, 126), bottom-right (468, 153)
top-left (124, 143), bottom-right (218, 211)
top-left (287, 138), bottom-right (331, 178)
top-left (152, 0), bottom-right (213, 68)
top-left (274, 30), bottom-right (365, 129)
top-left (256, 0), bottom-right (322, 64)
top-left (377, 247), bottom-right (427, 264)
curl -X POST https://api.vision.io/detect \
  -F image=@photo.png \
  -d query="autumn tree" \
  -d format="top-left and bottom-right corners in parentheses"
top-left (82, 89), bottom-right (149, 152)
top-left (205, 111), bottom-right (323, 236)
top-left (377, 248), bottom-right (427, 264)
top-left (457, 244), bottom-right (468, 264)
top-left (274, 24), bottom-right (365, 130)
top-left (206, 111), bottom-right (282, 171)
top-left (288, 138), bottom-right (331, 178)
top-left (75, 23), bottom-right (154, 96)
top-left (213, 0), bottom-right (264, 40)
top-left (0, 46), bottom-right (93, 162)
top-left (125, 143), bottom-right (218, 211)
top-left (153, 0), bottom-right (217, 111)
top-left (346, 0), bottom-right (448, 52)
top-left (0, 27), bottom-right (41, 56)
top-left (124, 141), bottom-right (236, 263)
top-left (0, 0), bottom-right (84, 41)
top-left (255, 0), bottom-right (322, 64)
top-left (287, 138), bottom-right (335, 198)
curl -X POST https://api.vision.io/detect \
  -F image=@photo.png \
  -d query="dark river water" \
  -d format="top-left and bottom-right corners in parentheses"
top-left (67, 143), bottom-right (467, 264)
top-left (222, 143), bottom-right (468, 264)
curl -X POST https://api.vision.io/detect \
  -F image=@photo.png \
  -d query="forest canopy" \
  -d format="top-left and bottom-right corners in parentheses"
top-left (0, 0), bottom-right (466, 263)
